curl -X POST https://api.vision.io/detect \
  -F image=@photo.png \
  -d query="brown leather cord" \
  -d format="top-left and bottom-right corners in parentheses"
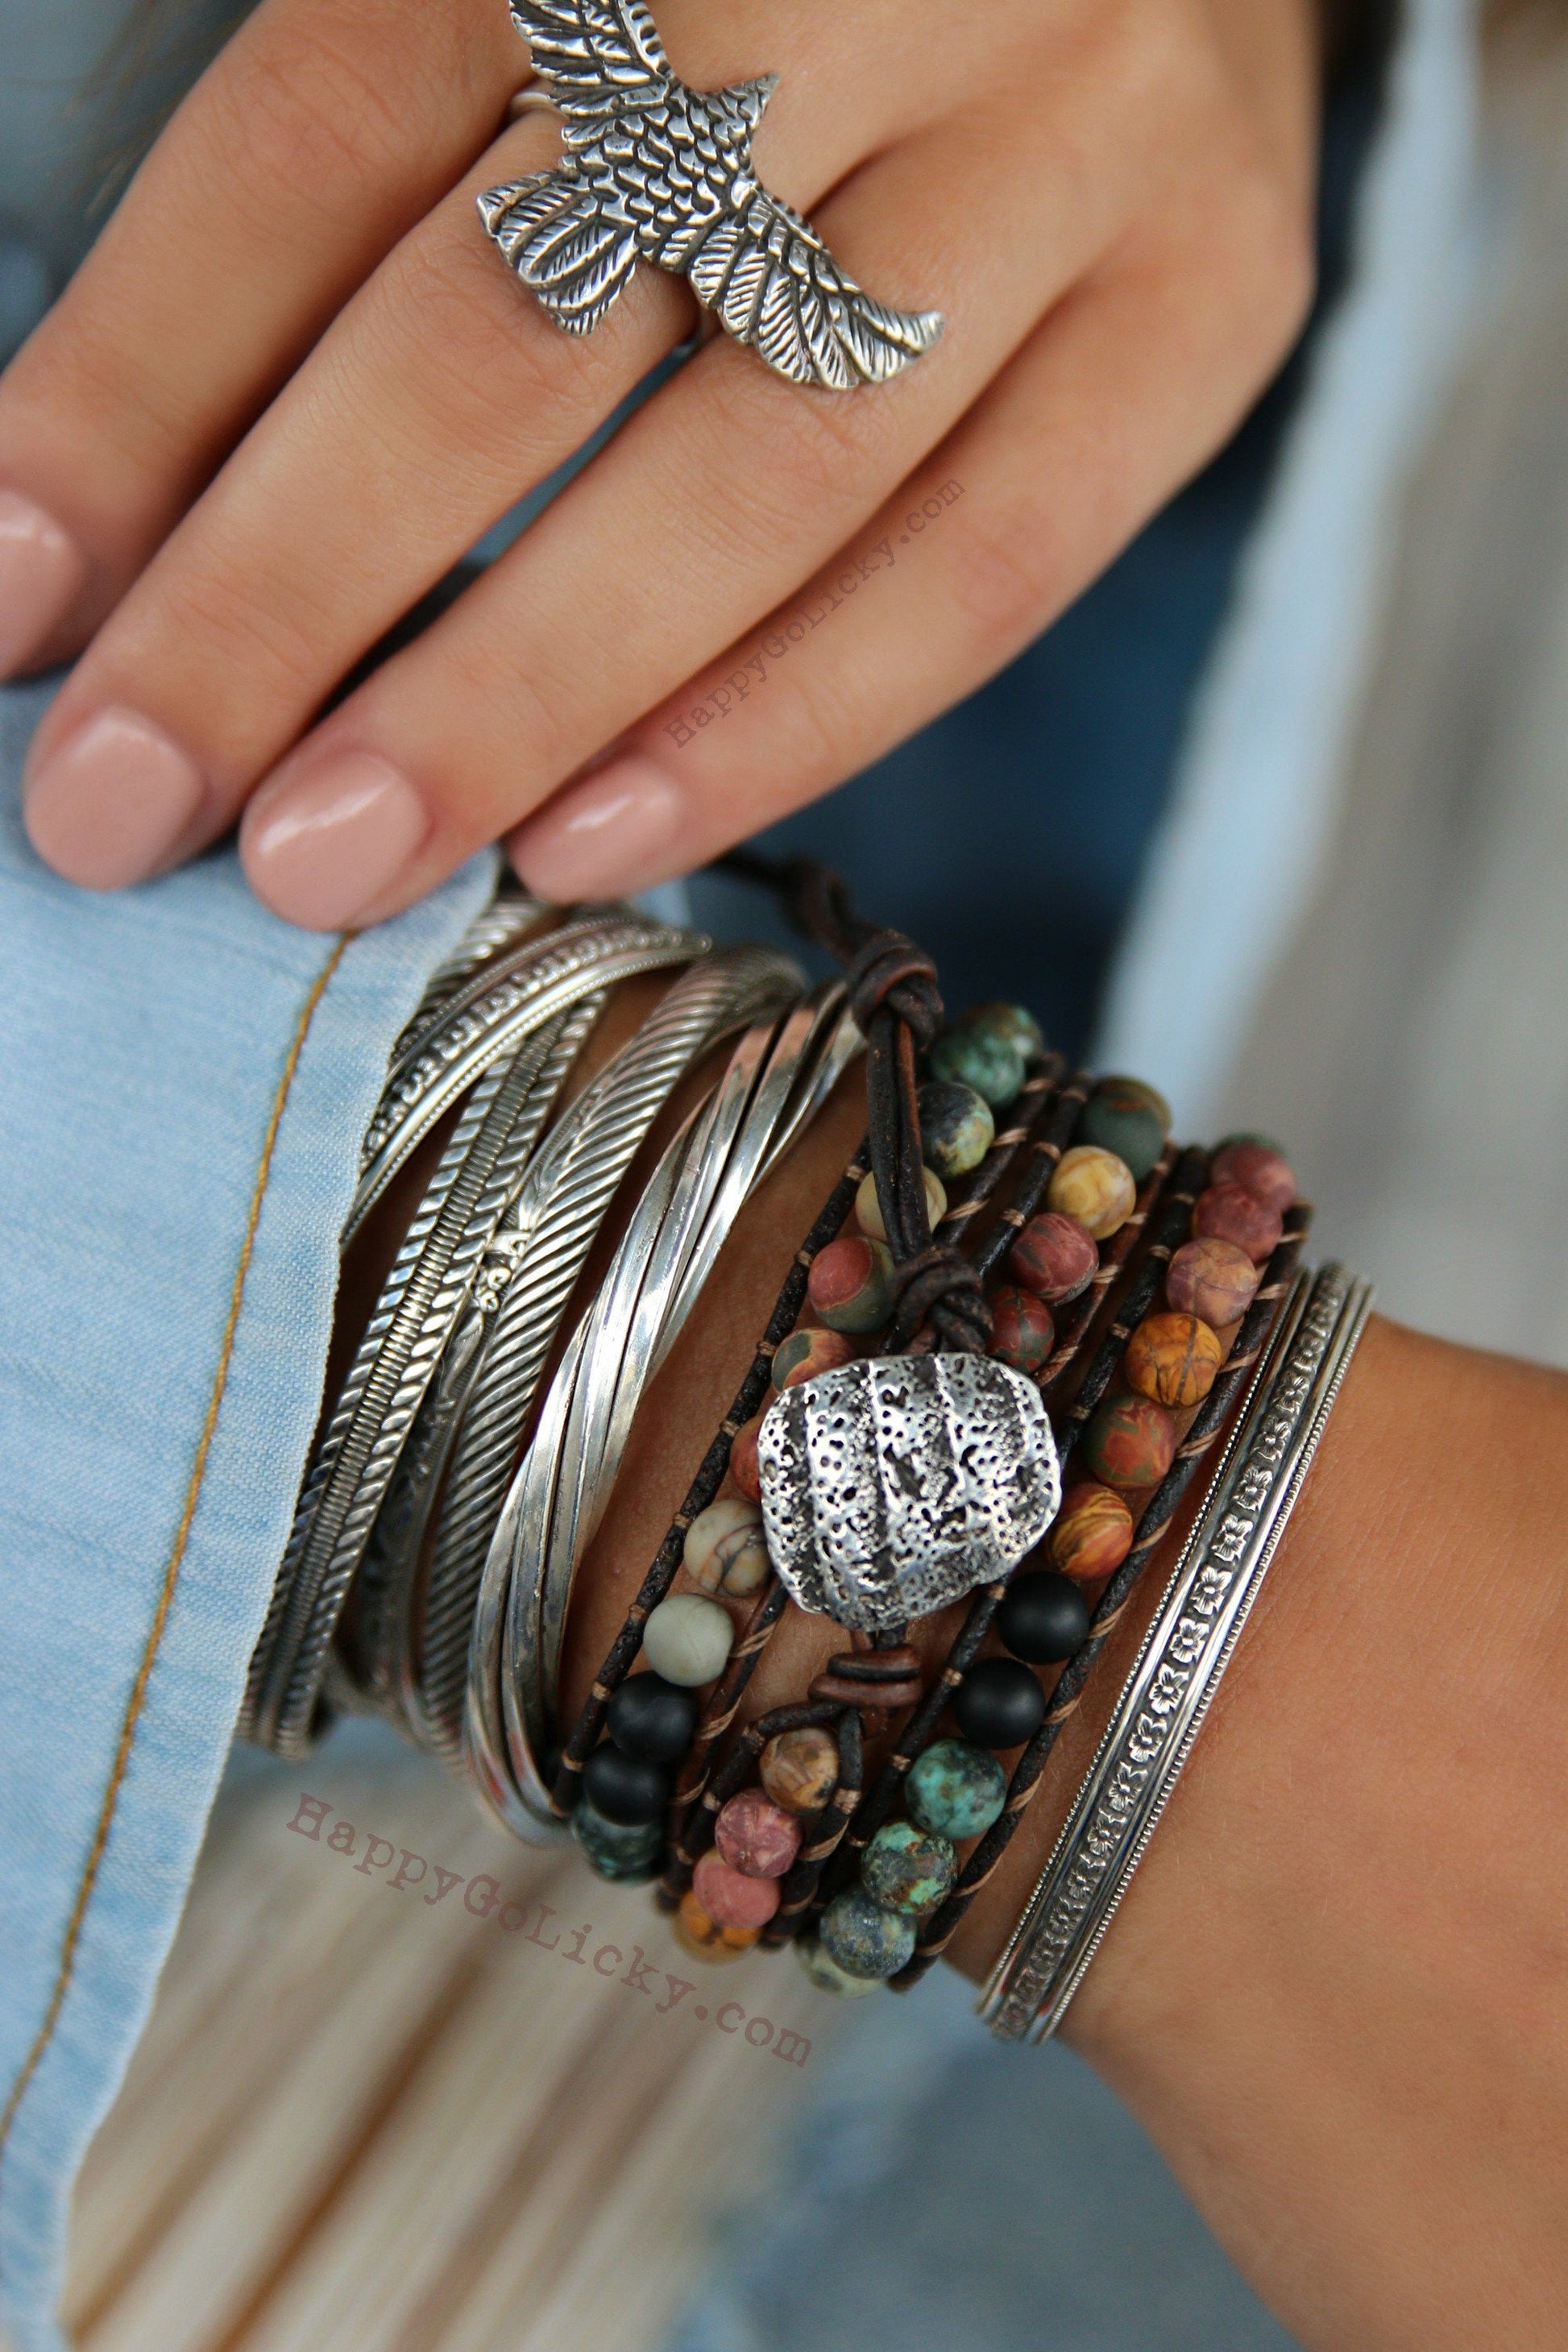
top-left (720, 849), bottom-right (989, 1357)
top-left (894, 1203), bottom-right (1311, 1985)
top-left (828, 1147), bottom-right (1191, 1891)
top-left (549, 1148), bottom-right (869, 1815)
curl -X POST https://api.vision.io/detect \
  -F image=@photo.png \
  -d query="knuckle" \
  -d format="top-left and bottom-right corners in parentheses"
top-left (682, 358), bottom-right (890, 562)
top-left (209, 17), bottom-right (417, 199)
top-left (151, 554), bottom-right (339, 711)
top-left (940, 494), bottom-right (1060, 655)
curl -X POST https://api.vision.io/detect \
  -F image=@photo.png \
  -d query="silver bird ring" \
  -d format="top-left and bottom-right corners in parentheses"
top-left (479, 2), bottom-right (945, 389)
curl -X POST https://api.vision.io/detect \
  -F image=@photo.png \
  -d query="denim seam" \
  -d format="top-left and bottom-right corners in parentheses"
top-left (0, 931), bottom-right (353, 2235)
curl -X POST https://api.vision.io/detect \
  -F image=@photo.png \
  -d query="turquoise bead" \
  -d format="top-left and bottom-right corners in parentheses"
top-left (906, 1738), bottom-right (1007, 1840)
top-left (962, 1001), bottom-right (1045, 1062)
top-left (573, 1797), bottom-right (662, 1884)
top-left (918, 1080), bottom-right (995, 1180)
top-left (794, 1935), bottom-right (881, 1999)
top-left (861, 1820), bottom-right (957, 1915)
top-left (929, 1026), bottom-right (1025, 1110)
top-left (819, 1885), bottom-right (917, 1980)
top-left (1078, 1082), bottom-right (1167, 1183)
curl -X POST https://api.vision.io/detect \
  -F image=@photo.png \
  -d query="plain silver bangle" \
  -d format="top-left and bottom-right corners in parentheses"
top-left (981, 1259), bottom-right (1375, 2043)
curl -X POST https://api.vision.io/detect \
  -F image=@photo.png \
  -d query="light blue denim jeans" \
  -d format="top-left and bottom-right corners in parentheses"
top-left (0, 676), bottom-right (495, 2351)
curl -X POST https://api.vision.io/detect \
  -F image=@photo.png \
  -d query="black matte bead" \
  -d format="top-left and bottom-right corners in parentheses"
top-left (952, 1657), bottom-right (1046, 1749)
top-left (583, 1739), bottom-right (670, 1826)
top-left (606, 1671), bottom-right (698, 1764)
top-left (996, 1570), bottom-right (1091, 1665)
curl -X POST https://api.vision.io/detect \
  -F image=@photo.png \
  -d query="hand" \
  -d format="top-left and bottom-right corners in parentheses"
top-left (6, 0), bottom-right (1318, 929)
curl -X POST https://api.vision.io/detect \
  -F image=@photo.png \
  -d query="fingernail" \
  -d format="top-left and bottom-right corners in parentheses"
top-left (243, 749), bottom-right (430, 930)
top-left (23, 704), bottom-right (207, 890)
top-left (508, 754), bottom-right (685, 902)
top-left (0, 489), bottom-right (87, 674)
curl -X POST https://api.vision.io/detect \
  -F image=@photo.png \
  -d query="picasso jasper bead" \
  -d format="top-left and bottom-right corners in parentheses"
top-left (905, 1737), bottom-right (1007, 1840)
top-left (929, 1024), bottom-right (1025, 1110)
top-left (1165, 1236), bottom-right (1260, 1328)
top-left (643, 1593), bottom-right (733, 1686)
top-left (1048, 1481), bottom-right (1135, 1582)
top-left (715, 1787), bottom-right (802, 1879)
top-left (676, 1889), bottom-right (760, 1962)
top-left (1077, 1080), bottom-right (1167, 1183)
top-left (861, 1821), bottom-right (958, 1915)
top-left (583, 1740), bottom-right (670, 1826)
top-left (819, 1885), bottom-right (917, 1980)
top-left (693, 1848), bottom-right (782, 1929)
top-left (1193, 1181), bottom-right (1283, 1264)
top-left (573, 1797), bottom-right (662, 1884)
top-left (1125, 1311), bottom-right (1224, 1409)
top-left (1211, 1138), bottom-right (1296, 1212)
top-left (1009, 1211), bottom-right (1098, 1305)
top-left (961, 1001), bottom-right (1047, 1062)
top-left (995, 1570), bottom-right (1090, 1664)
top-left (1081, 1393), bottom-right (1179, 1490)
top-left (683, 1495), bottom-right (770, 1598)
top-left (989, 1283), bottom-right (1056, 1376)
top-left (773, 1325), bottom-right (857, 1388)
top-left (760, 1724), bottom-right (840, 1815)
top-left (917, 1079), bottom-right (995, 1179)
top-left (953, 1657), bottom-right (1046, 1748)
top-left (606, 1671), bottom-right (697, 1764)
top-left (807, 1234), bottom-right (895, 1334)
top-left (855, 1166), bottom-right (947, 1242)
top-left (795, 1935), bottom-right (881, 1997)
top-left (1047, 1145), bottom-right (1136, 1240)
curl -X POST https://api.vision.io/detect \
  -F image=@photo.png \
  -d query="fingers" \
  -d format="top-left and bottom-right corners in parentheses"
top-left (222, 84), bottom-right (1158, 931)
top-left (508, 167), bottom-right (1316, 897)
top-left (0, 0), bottom-right (521, 670)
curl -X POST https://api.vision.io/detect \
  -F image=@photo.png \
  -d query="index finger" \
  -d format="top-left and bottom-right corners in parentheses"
top-left (0, 0), bottom-right (520, 673)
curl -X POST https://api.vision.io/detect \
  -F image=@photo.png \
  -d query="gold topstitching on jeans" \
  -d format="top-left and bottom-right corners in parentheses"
top-left (0, 934), bottom-right (353, 2239)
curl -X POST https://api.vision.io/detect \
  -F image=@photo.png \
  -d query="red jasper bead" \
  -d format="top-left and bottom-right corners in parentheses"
top-left (807, 1234), bottom-right (895, 1334)
top-left (693, 1848), bottom-right (781, 1929)
top-left (1048, 1481), bottom-right (1135, 1581)
top-left (772, 1325), bottom-right (855, 1390)
top-left (1081, 1394), bottom-right (1178, 1491)
top-left (989, 1284), bottom-right (1056, 1376)
top-left (1211, 1139), bottom-right (1296, 1213)
top-left (1008, 1212), bottom-right (1098, 1305)
top-left (728, 1412), bottom-right (764, 1502)
top-left (715, 1787), bottom-right (802, 1880)
top-left (1166, 1237), bottom-right (1260, 1328)
top-left (1193, 1182), bottom-right (1283, 1265)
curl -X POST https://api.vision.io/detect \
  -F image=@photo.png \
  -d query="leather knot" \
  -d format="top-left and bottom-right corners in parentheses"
top-left (887, 1243), bottom-right (993, 1354)
top-left (810, 1644), bottom-right (924, 1712)
top-left (844, 932), bottom-right (943, 1052)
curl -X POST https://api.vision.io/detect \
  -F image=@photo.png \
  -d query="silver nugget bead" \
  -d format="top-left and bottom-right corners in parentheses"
top-left (757, 1354), bottom-right (1061, 1632)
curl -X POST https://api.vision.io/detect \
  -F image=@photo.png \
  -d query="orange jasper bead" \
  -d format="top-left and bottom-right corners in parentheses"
top-left (675, 1889), bottom-right (761, 1963)
top-left (1125, 1312), bottom-right (1224, 1409)
top-left (1049, 1482), bottom-right (1135, 1582)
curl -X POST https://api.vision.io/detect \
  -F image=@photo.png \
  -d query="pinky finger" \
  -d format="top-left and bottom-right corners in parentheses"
top-left (506, 203), bottom-right (1310, 901)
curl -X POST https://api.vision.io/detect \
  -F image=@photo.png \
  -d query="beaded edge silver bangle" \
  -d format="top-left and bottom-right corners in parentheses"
top-left (981, 1259), bottom-right (1375, 2043)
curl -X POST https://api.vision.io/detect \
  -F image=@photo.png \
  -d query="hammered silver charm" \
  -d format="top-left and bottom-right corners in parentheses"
top-left (479, 2), bottom-right (944, 388)
top-left (757, 1356), bottom-right (1062, 1632)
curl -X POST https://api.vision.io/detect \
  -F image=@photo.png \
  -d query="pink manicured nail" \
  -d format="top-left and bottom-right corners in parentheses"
top-left (23, 705), bottom-right (207, 890)
top-left (508, 754), bottom-right (686, 901)
top-left (0, 489), bottom-right (86, 674)
top-left (243, 749), bottom-right (430, 930)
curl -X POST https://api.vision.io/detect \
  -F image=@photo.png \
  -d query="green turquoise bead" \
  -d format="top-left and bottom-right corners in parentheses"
top-left (794, 1935), bottom-right (881, 1999)
top-left (861, 1821), bottom-right (957, 1915)
top-left (572, 1797), bottom-right (662, 1884)
top-left (918, 1080), bottom-right (995, 1180)
top-left (962, 1001), bottom-right (1045, 1062)
top-left (929, 1026), bottom-right (1026, 1110)
top-left (1078, 1082), bottom-right (1167, 1183)
top-left (819, 1885), bottom-right (917, 1980)
top-left (906, 1738), bottom-right (1007, 1840)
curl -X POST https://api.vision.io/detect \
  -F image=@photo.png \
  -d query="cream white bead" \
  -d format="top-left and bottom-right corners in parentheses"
top-left (682, 1495), bottom-right (770, 1598)
top-left (643, 1593), bottom-right (733, 1686)
top-left (856, 1165), bottom-right (947, 1242)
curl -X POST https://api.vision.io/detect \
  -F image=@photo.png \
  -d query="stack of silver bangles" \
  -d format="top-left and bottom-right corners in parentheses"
top-left (243, 893), bottom-right (862, 1808)
top-left (244, 883), bottom-right (1374, 2043)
